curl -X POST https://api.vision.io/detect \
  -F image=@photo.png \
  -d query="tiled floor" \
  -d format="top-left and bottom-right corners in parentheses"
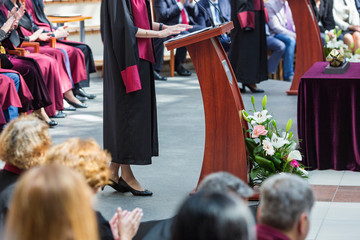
top-left (307, 170), bottom-right (360, 239)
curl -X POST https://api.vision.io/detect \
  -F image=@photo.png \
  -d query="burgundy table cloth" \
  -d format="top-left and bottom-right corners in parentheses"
top-left (298, 61), bottom-right (360, 170)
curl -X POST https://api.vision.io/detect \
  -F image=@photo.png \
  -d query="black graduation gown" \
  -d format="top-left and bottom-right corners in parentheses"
top-left (101, 0), bottom-right (158, 165)
top-left (27, 0), bottom-right (96, 86)
top-left (0, 169), bottom-right (20, 236)
top-left (95, 211), bottom-right (113, 240)
top-left (228, 0), bottom-right (268, 84)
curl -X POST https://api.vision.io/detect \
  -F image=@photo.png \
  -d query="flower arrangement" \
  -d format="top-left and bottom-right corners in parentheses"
top-left (324, 29), bottom-right (360, 62)
top-left (241, 96), bottom-right (308, 186)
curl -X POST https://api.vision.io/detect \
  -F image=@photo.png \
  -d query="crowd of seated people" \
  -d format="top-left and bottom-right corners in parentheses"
top-left (152, 0), bottom-right (297, 87)
top-left (0, 0), bottom-right (96, 129)
top-left (0, 116), bottom-right (315, 240)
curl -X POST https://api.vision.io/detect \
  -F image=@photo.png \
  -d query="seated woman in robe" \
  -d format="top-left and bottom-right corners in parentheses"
top-left (333, 0), bottom-right (360, 53)
top-left (24, 0), bottom-right (97, 99)
top-left (1, 71), bottom-right (33, 126)
top-left (2, 0), bottom-right (88, 109)
top-left (46, 138), bottom-right (143, 240)
top-left (0, 115), bottom-right (51, 233)
top-left (0, 6), bottom-right (87, 122)
top-left (0, 7), bottom-right (56, 126)
top-left (0, 74), bottom-right (22, 128)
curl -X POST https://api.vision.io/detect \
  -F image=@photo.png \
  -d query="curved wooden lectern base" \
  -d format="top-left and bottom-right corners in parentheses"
top-left (286, 0), bottom-right (324, 95)
top-left (165, 23), bottom-right (248, 187)
top-left (187, 38), bottom-right (248, 186)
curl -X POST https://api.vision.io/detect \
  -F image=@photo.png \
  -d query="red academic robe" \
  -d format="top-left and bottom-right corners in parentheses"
top-left (0, 74), bottom-right (22, 125)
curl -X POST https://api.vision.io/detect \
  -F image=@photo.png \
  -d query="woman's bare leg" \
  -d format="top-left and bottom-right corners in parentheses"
top-left (33, 108), bottom-right (51, 122)
top-left (120, 165), bottom-right (144, 191)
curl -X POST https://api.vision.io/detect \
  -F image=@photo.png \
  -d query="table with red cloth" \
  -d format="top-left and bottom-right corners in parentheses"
top-left (298, 61), bottom-right (360, 170)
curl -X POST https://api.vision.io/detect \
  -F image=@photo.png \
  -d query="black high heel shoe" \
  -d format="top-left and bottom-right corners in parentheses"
top-left (243, 84), bottom-right (264, 93)
top-left (64, 96), bottom-right (88, 108)
top-left (118, 177), bottom-right (153, 196)
top-left (101, 179), bottom-right (129, 193)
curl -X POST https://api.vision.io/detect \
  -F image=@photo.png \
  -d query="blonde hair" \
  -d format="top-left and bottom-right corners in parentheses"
top-left (46, 138), bottom-right (111, 190)
top-left (0, 115), bottom-right (51, 169)
top-left (3, 164), bottom-right (99, 240)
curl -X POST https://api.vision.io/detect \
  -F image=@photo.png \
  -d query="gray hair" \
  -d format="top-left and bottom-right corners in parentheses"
top-left (259, 173), bottom-right (315, 231)
top-left (197, 171), bottom-right (254, 198)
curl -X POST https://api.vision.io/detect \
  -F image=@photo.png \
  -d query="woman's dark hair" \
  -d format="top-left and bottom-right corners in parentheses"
top-left (171, 191), bottom-right (255, 240)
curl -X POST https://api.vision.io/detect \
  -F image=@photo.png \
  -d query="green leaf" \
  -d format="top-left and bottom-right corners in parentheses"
top-left (355, 48), bottom-right (360, 55)
top-left (254, 155), bottom-right (276, 172)
top-left (250, 167), bottom-right (261, 180)
top-left (253, 145), bottom-right (263, 155)
top-left (245, 138), bottom-right (258, 153)
top-left (271, 156), bottom-right (282, 169)
top-left (337, 29), bottom-right (342, 38)
top-left (262, 95), bottom-right (267, 109)
top-left (286, 119), bottom-right (292, 133)
top-left (351, 42), bottom-right (354, 49)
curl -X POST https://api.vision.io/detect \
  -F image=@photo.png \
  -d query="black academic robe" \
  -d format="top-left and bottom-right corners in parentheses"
top-left (96, 211), bottom-right (114, 240)
top-left (101, 0), bottom-right (158, 165)
top-left (25, 0), bottom-right (96, 86)
top-left (228, 0), bottom-right (268, 84)
top-left (0, 167), bottom-right (21, 236)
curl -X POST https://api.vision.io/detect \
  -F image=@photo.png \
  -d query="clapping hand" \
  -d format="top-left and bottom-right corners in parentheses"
top-left (38, 32), bottom-right (52, 41)
top-left (117, 207), bottom-right (143, 240)
top-left (1, 16), bottom-right (16, 33)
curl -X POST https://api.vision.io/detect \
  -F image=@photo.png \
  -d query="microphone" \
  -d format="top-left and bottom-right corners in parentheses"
top-left (193, 0), bottom-right (215, 27)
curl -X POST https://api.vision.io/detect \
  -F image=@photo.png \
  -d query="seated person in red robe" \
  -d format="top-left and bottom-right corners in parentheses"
top-left (256, 174), bottom-right (315, 240)
top-left (23, 0), bottom-right (96, 99)
top-left (2, 0), bottom-right (88, 110)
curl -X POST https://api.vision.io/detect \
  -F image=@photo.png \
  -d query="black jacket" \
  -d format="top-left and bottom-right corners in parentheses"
top-left (310, 0), bottom-right (335, 33)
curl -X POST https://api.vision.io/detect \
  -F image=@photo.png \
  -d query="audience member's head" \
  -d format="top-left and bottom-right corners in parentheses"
top-left (258, 173), bottom-right (315, 240)
top-left (0, 116), bottom-right (51, 170)
top-left (3, 164), bottom-right (99, 240)
top-left (171, 191), bottom-right (255, 240)
top-left (45, 138), bottom-right (110, 191)
top-left (197, 171), bottom-right (254, 201)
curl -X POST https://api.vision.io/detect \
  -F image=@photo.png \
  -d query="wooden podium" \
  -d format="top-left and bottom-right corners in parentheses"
top-left (286, 0), bottom-right (324, 95)
top-left (165, 22), bottom-right (248, 187)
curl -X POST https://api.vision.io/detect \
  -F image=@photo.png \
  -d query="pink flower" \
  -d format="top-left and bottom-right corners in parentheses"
top-left (252, 125), bottom-right (268, 138)
top-left (290, 160), bottom-right (299, 168)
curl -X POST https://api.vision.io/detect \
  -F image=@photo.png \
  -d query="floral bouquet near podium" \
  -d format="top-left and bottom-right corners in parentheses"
top-left (241, 96), bottom-right (308, 186)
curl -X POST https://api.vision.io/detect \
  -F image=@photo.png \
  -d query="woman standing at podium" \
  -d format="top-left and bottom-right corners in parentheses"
top-left (101, 0), bottom-right (190, 196)
top-left (229, 0), bottom-right (268, 93)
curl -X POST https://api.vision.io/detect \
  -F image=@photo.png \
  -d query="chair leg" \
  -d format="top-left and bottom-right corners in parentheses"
top-left (170, 50), bottom-right (175, 77)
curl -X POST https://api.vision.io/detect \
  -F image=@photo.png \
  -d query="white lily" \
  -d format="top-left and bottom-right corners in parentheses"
top-left (262, 139), bottom-right (275, 156)
top-left (248, 110), bottom-right (272, 124)
top-left (298, 168), bottom-right (309, 177)
top-left (287, 150), bottom-right (302, 161)
top-left (271, 133), bottom-right (289, 149)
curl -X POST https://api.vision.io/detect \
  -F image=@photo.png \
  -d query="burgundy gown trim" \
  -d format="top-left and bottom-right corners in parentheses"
top-left (121, 65), bottom-right (142, 93)
top-left (237, 11), bottom-right (255, 29)
top-left (130, 0), bottom-right (155, 64)
top-left (2, 163), bottom-right (23, 175)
